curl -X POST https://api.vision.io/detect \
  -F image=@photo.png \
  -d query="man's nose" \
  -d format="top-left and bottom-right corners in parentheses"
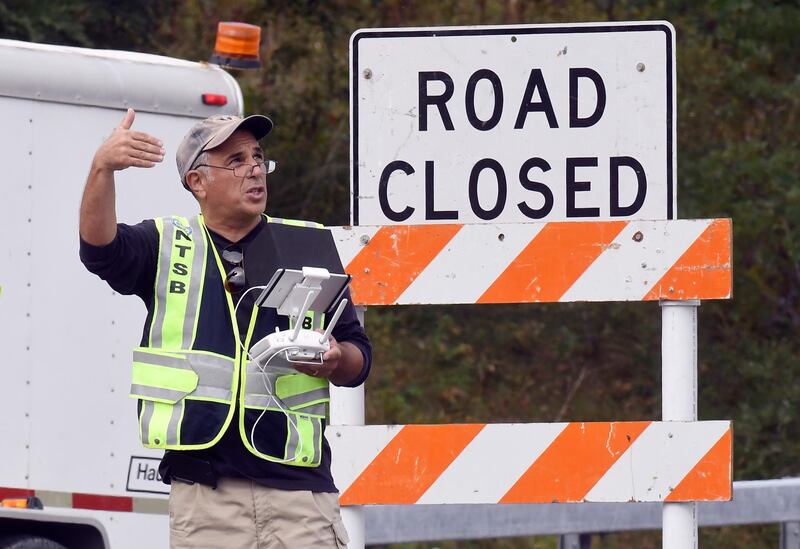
top-left (247, 162), bottom-right (266, 179)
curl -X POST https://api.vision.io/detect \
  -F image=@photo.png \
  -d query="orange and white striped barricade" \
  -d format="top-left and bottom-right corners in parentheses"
top-left (328, 421), bottom-right (732, 505)
top-left (331, 219), bottom-right (731, 306)
top-left (329, 218), bottom-right (732, 548)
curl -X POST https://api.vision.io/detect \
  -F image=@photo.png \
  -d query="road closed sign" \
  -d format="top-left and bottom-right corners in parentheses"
top-left (350, 22), bottom-right (676, 225)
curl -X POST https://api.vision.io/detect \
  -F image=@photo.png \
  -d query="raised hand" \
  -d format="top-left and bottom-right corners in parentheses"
top-left (92, 108), bottom-right (165, 171)
top-left (80, 109), bottom-right (167, 246)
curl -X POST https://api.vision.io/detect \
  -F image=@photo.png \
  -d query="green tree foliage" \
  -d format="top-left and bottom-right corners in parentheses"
top-left (672, 0), bottom-right (800, 481)
top-left (3, 0), bottom-right (798, 546)
top-left (0, 0), bottom-right (180, 50)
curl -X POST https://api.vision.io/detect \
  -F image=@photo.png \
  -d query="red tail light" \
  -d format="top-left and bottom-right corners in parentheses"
top-left (202, 94), bottom-right (228, 106)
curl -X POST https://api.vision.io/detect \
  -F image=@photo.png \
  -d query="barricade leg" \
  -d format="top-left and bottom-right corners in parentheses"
top-left (559, 533), bottom-right (593, 548)
top-left (330, 382), bottom-right (365, 549)
top-left (329, 306), bottom-right (367, 549)
top-left (781, 521), bottom-right (800, 549)
top-left (661, 300), bottom-right (700, 549)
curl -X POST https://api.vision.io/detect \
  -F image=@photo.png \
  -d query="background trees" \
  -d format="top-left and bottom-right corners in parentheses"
top-left (3, 1), bottom-right (798, 546)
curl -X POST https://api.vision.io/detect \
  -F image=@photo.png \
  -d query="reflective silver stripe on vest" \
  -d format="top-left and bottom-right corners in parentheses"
top-left (150, 219), bottom-right (174, 348)
top-left (244, 363), bottom-right (280, 397)
top-left (286, 417), bottom-right (300, 461)
top-left (130, 385), bottom-right (187, 402)
top-left (300, 403), bottom-right (327, 417)
top-left (140, 400), bottom-right (155, 444)
top-left (190, 352), bottom-right (235, 370)
top-left (165, 400), bottom-right (183, 445)
top-left (192, 386), bottom-right (231, 401)
top-left (243, 394), bottom-right (282, 409)
top-left (284, 416), bottom-right (322, 465)
top-left (267, 216), bottom-right (322, 228)
top-left (181, 216), bottom-right (206, 348)
top-left (134, 350), bottom-right (192, 370)
top-left (282, 388), bottom-right (330, 409)
top-left (242, 395), bottom-right (326, 417)
top-left (188, 354), bottom-right (234, 400)
top-left (311, 418), bottom-right (321, 464)
top-left (133, 350), bottom-right (234, 401)
top-left (243, 364), bottom-right (328, 412)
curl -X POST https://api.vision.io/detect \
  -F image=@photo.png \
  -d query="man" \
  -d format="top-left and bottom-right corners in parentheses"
top-left (80, 109), bottom-right (370, 548)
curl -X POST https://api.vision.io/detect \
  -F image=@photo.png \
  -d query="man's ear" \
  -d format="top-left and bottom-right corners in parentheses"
top-left (185, 171), bottom-right (205, 200)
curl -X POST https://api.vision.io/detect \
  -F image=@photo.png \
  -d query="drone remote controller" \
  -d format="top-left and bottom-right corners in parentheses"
top-left (249, 328), bottom-right (331, 376)
top-left (249, 267), bottom-right (350, 377)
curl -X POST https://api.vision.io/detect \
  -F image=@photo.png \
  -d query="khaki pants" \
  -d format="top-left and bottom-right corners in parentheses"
top-left (169, 477), bottom-right (350, 549)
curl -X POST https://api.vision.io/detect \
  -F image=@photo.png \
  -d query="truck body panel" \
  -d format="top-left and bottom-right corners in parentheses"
top-left (0, 38), bottom-right (243, 548)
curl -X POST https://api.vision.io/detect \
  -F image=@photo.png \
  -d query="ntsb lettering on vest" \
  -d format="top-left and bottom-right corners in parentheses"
top-left (351, 22), bottom-right (676, 225)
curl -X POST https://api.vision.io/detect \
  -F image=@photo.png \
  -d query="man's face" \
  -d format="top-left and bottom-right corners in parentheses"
top-left (194, 129), bottom-right (268, 222)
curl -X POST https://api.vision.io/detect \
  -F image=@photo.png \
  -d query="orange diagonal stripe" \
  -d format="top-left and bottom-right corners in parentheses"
top-left (345, 224), bottom-right (462, 305)
top-left (665, 428), bottom-right (732, 502)
top-left (339, 424), bottom-right (485, 505)
top-left (644, 219), bottom-right (732, 300)
top-left (478, 221), bottom-right (628, 304)
top-left (500, 421), bottom-right (651, 503)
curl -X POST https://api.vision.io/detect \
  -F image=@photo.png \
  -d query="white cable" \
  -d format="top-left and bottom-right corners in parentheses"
top-left (233, 285), bottom-right (267, 333)
top-left (232, 285), bottom-right (307, 464)
top-left (249, 347), bottom-right (305, 463)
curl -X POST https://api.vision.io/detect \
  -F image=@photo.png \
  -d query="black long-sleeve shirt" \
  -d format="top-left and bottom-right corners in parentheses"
top-left (80, 218), bottom-right (371, 492)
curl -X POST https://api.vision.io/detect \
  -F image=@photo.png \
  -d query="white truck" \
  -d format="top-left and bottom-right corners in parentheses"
top-left (0, 38), bottom-right (244, 548)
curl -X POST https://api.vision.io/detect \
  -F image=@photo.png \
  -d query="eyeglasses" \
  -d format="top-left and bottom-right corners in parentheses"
top-left (195, 160), bottom-right (277, 179)
top-left (222, 246), bottom-right (246, 293)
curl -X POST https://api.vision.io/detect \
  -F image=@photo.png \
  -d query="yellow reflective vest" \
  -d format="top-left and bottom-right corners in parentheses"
top-left (129, 214), bottom-right (329, 467)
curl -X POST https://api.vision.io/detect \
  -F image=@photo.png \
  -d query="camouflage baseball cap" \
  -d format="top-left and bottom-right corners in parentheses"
top-left (176, 114), bottom-right (273, 188)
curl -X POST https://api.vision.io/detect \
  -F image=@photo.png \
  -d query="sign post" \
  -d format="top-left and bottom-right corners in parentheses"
top-left (329, 308), bottom-right (367, 549)
top-left (662, 300), bottom-right (700, 549)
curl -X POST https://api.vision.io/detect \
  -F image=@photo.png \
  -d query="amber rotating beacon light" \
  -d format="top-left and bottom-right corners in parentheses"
top-left (209, 22), bottom-right (261, 69)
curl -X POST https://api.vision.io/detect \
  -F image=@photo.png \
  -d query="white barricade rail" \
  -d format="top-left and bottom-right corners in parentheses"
top-left (328, 421), bottom-right (732, 505)
top-left (331, 219), bottom-right (731, 306)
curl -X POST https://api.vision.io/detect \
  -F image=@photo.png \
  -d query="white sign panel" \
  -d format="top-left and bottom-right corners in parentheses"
top-left (350, 22), bottom-right (676, 225)
top-left (126, 456), bottom-right (169, 495)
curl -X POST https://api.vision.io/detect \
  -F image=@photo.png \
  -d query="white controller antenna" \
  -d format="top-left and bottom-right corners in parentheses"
top-left (289, 291), bottom-right (315, 342)
top-left (319, 298), bottom-right (348, 344)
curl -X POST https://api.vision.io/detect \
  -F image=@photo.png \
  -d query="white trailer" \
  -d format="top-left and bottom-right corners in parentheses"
top-left (0, 38), bottom-right (243, 548)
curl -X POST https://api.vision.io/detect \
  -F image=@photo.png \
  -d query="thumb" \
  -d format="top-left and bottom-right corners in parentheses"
top-left (119, 108), bottom-right (135, 130)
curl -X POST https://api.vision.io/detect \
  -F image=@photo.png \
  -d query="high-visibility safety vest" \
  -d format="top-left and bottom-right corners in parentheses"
top-left (129, 214), bottom-right (330, 467)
